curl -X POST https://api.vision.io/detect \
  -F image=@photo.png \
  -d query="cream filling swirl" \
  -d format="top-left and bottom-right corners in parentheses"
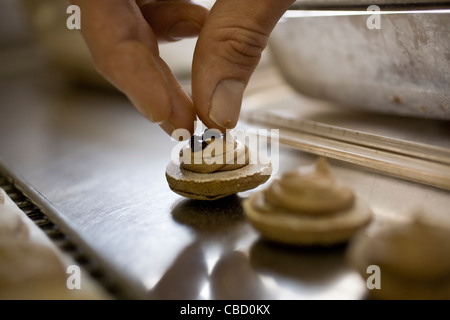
top-left (258, 157), bottom-right (355, 215)
top-left (180, 136), bottom-right (250, 173)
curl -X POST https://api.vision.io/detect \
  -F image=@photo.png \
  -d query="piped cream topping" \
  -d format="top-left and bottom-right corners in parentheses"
top-left (180, 133), bottom-right (249, 173)
top-left (260, 157), bottom-right (355, 215)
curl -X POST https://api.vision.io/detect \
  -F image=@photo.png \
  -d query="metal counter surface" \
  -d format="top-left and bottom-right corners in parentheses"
top-left (1, 73), bottom-right (450, 299)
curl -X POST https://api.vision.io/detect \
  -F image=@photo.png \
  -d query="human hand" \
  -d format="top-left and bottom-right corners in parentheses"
top-left (72, 0), bottom-right (294, 136)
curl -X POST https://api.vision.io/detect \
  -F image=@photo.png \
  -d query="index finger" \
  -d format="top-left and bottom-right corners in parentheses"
top-left (71, 0), bottom-right (172, 123)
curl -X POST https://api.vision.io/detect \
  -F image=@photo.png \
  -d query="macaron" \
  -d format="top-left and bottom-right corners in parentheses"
top-left (243, 157), bottom-right (373, 246)
top-left (347, 211), bottom-right (450, 300)
top-left (166, 131), bottom-right (272, 200)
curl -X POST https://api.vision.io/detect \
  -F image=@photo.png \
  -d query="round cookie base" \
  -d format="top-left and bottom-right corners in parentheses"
top-left (243, 193), bottom-right (373, 246)
top-left (165, 160), bottom-right (272, 201)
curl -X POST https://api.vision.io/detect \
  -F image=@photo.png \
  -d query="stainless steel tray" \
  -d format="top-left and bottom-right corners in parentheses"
top-left (1, 70), bottom-right (450, 299)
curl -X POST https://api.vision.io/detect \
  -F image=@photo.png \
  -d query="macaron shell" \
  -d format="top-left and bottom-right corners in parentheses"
top-left (165, 160), bottom-right (272, 201)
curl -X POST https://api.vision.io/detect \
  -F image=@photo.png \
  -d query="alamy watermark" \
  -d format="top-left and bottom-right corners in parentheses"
top-left (367, 5), bottom-right (381, 30)
top-left (366, 265), bottom-right (381, 290)
top-left (66, 264), bottom-right (81, 290)
top-left (66, 5), bottom-right (81, 30)
top-left (66, 4), bottom-right (382, 31)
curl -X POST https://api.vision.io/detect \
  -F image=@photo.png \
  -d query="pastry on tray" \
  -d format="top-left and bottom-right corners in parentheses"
top-left (0, 188), bottom-right (29, 239)
top-left (243, 157), bottom-right (373, 246)
top-left (0, 188), bottom-right (110, 299)
top-left (347, 212), bottom-right (450, 300)
top-left (166, 130), bottom-right (272, 200)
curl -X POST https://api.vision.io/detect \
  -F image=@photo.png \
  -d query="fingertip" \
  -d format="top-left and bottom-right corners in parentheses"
top-left (160, 120), bottom-right (176, 136)
top-left (94, 40), bottom-right (173, 123)
top-left (159, 86), bottom-right (197, 138)
top-left (192, 0), bottom-right (294, 132)
top-left (166, 19), bottom-right (202, 41)
top-left (193, 78), bottom-right (245, 133)
top-left (128, 94), bottom-right (172, 124)
top-left (208, 79), bottom-right (244, 130)
top-left (140, 1), bottom-right (209, 42)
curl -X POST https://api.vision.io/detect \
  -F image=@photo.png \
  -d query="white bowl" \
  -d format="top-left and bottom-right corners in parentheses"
top-left (269, 6), bottom-right (450, 120)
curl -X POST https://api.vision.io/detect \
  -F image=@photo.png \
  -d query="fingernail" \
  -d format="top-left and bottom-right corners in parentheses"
top-left (209, 79), bottom-right (245, 129)
top-left (160, 120), bottom-right (176, 136)
top-left (127, 94), bottom-right (157, 122)
top-left (167, 20), bottom-right (202, 41)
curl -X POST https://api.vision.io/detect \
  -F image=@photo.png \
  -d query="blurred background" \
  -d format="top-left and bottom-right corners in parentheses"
top-left (1, 0), bottom-right (450, 300)
top-left (2, 0), bottom-right (450, 209)
top-left (0, 0), bottom-right (205, 91)
top-left (2, 0), bottom-right (449, 118)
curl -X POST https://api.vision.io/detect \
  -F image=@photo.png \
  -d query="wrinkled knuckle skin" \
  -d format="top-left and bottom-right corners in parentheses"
top-left (215, 25), bottom-right (269, 70)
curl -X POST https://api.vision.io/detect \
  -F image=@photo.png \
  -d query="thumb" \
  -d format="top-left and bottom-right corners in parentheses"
top-left (192, 0), bottom-right (294, 131)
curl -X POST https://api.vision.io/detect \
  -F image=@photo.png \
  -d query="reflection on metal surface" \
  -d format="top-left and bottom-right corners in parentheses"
top-left (171, 196), bottom-right (247, 236)
top-left (147, 242), bottom-right (208, 299)
top-left (249, 240), bottom-right (362, 299)
top-left (168, 196), bottom-right (262, 299)
top-left (1, 70), bottom-right (450, 299)
top-left (210, 250), bottom-right (266, 300)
